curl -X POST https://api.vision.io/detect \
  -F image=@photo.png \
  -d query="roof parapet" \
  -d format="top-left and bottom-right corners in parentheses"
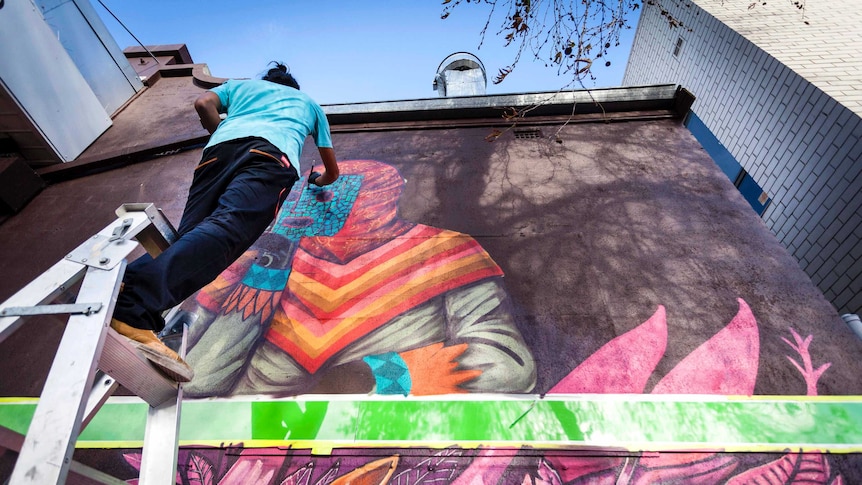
top-left (325, 84), bottom-right (693, 126)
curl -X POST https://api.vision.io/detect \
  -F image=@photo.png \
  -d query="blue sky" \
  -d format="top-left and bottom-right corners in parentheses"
top-left (95, 1), bottom-right (640, 105)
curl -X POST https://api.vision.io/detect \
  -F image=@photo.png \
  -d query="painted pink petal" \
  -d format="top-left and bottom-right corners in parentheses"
top-left (543, 454), bottom-right (622, 484)
top-left (122, 452), bottom-right (142, 470)
top-left (451, 448), bottom-right (517, 485)
top-left (549, 306), bottom-right (667, 394)
top-left (632, 452), bottom-right (738, 484)
top-left (122, 452), bottom-right (182, 484)
top-left (280, 462), bottom-right (315, 485)
top-left (187, 452), bottom-right (215, 485)
top-left (218, 451), bottom-right (283, 485)
top-left (783, 328), bottom-right (832, 396)
top-left (521, 459), bottom-right (563, 485)
top-left (725, 451), bottom-right (836, 484)
top-left (652, 298), bottom-right (759, 395)
top-left (391, 448), bottom-right (462, 485)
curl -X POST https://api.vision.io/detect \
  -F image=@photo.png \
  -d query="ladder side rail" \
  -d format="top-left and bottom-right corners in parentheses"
top-left (0, 426), bottom-right (126, 485)
top-left (138, 385), bottom-right (184, 484)
top-left (9, 263), bottom-right (124, 485)
top-left (138, 323), bottom-right (189, 484)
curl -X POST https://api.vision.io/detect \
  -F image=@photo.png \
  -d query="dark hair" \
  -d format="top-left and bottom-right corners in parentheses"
top-left (262, 62), bottom-right (299, 90)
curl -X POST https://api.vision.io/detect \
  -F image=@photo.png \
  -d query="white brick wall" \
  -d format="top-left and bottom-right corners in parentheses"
top-left (694, 0), bottom-right (862, 118)
top-left (623, 0), bottom-right (862, 314)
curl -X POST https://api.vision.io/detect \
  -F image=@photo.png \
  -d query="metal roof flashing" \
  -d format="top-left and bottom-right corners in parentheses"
top-left (324, 84), bottom-right (690, 125)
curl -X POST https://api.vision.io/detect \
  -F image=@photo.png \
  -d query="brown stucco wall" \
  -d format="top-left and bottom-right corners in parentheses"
top-left (1, 116), bottom-right (857, 397)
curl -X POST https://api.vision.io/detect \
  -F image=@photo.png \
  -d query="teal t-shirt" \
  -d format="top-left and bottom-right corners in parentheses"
top-left (206, 79), bottom-right (332, 173)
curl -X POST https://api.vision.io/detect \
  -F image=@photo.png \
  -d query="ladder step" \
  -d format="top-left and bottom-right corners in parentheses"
top-left (100, 328), bottom-right (180, 408)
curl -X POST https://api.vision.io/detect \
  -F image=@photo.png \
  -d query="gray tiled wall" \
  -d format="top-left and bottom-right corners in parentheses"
top-left (623, 2), bottom-right (861, 314)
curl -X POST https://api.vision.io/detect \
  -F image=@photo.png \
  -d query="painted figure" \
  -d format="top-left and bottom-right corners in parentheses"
top-left (184, 160), bottom-right (535, 396)
top-left (111, 63), bottom-right (339, 382)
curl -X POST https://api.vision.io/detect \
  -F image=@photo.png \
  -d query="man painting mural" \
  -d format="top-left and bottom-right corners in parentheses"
top-left (110, 63), bottom-right (339, 382)
top-left (184, 160), bottom-right (536, 396)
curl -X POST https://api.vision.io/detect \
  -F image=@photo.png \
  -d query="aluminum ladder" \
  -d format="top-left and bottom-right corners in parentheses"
top-left (0, 203), bottom-right (187, 484)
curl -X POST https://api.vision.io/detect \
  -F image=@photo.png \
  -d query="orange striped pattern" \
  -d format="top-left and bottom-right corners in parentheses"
top-left (265, 226), bottom-right (503, 373)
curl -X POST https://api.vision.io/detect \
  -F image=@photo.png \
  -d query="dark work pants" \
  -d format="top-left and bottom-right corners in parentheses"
top-left (114, 137), bottom-right (299, 331)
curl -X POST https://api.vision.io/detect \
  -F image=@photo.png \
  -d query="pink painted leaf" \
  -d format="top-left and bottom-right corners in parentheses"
top-left (315, 461), bottom-right (342, 485)
top-left (280, 462), bottom-right (315, 485)
top-left (652, 298), bottom-right (759, 395)
top-left (122, 452), bottom-right (182, 484)
top-left (187, 452), bottom-right (215, 485)
top-left (451, 448), bottom-right (517, 485)
top-left (218, 453), bottom-right (282, 485)
top-left (617, 456), bottom-right (638, 483)
top-left (631, 452), bottom-right (738, 484)
top-left (726, 451), bottom-right (838, 484)
top-left (521, 459), bottom-right (563, 485)
top-left (549, 306), bottom-right (667, 393)
top-left (794, 453), bottom-right (834, 483)
top-left (391, 447), bottom-right (463, 485)
top-left (122, 452), bottom-right (142, 470)
top-left (783, 327), bottom-right (832, 396)
top-left (542, 454), bottom-right (622, 484)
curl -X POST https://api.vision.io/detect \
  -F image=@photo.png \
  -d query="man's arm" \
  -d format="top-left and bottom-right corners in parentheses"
top-left (194, 92), bottom-right (223, 135)
top-left (312, 147), bottom-right (340, 186)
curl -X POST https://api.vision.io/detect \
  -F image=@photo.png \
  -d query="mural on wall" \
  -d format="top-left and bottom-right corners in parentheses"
top-left (184, 160), bottom-right (537, 397)
top-left (114, 296), bottom-right (844, 484)
top-left (182, 160), bottom-right (837, 399)
top-left (119, 446), bottom-right (848, 484)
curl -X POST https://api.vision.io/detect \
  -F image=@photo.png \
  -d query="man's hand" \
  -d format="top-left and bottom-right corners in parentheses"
top-left (311, 147), bottom-right (339, 186)
top-left (308, 171), bottom-right (322, 186)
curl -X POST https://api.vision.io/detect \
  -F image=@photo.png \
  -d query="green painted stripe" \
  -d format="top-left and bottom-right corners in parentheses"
top-left (1, 396), bottom-right (861, 452)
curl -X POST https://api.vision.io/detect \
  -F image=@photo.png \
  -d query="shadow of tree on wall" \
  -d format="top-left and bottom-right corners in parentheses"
top-left (353, 120), bottom-right (858, 396)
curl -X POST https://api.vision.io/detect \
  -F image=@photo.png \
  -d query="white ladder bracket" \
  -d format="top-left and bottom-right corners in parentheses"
top-left (0, 303), bottom-right (103, 317)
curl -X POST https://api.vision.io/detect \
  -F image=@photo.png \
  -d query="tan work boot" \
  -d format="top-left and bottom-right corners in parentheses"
top-left (110, 319), bottom-right (194, 382)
